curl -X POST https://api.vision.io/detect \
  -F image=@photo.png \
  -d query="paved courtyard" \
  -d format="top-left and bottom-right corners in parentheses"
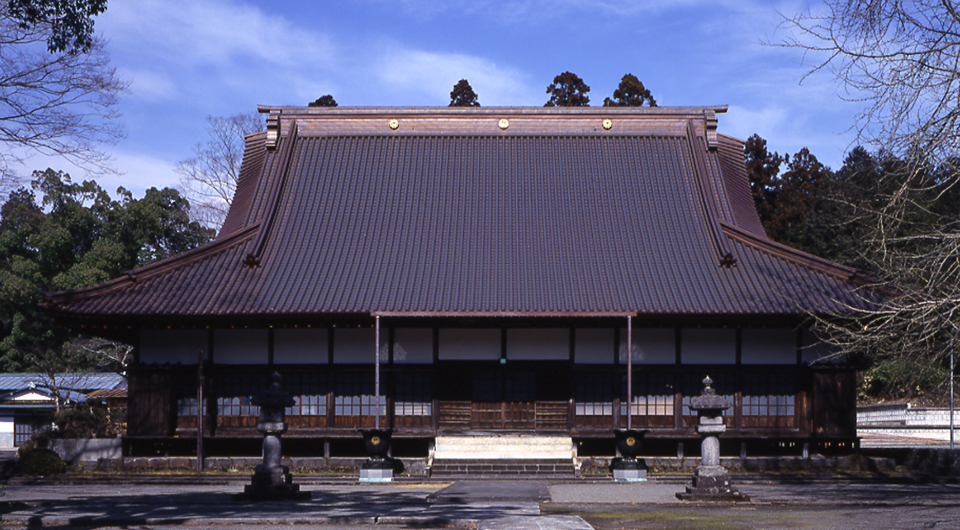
top-left (1, 478), bottom-right (959, 529)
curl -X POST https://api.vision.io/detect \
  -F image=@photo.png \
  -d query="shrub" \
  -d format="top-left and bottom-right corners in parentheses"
top-left (18, 448), bottom-right (66, 476)
top-left (48, 398), bottom-right (123, 439)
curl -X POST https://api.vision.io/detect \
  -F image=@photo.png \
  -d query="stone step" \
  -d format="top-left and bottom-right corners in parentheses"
top-left (429, 458), bottom-right (576, 479)
top-left (434, 435), bottom-right (572, 460)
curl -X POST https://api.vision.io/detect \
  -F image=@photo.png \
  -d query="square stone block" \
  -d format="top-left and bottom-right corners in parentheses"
top-left (613, 468), bottom-right (647, 482)
top-left (359, 468), bottom-right (393, 483)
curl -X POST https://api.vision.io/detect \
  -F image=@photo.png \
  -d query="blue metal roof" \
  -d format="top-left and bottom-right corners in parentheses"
top-left (0, 373), bottom-right (125, 393)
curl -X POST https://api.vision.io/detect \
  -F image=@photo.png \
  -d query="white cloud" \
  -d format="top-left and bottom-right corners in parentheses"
top-left (96, 151), bottom-right (179, 198)
top-left (99, 0), bottom-right (335, 68)
top-left (367, 0), bottom-right (722, 19)
top-left (118, 68), bottom-right (179, 102)
top-left (376, 48), bottom-right (539, 106)
top-left (0, 148), bottom-right (177, 200)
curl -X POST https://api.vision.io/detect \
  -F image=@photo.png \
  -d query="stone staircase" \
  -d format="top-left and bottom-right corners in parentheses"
top-left (430, 434), bottom-right (577, 479)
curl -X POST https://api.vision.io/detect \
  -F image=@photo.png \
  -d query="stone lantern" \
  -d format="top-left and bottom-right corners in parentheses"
top-left (234, 372), bottom-right (309, 501)
top-left (676, 376), bottom-right (749, 502)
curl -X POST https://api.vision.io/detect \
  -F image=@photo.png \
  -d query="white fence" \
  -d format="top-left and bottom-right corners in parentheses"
top-left (858, 403), bottom-right (959, 441)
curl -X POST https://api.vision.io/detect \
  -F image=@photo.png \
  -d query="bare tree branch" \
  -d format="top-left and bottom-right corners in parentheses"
top-left (779, 2), bottom-right (960, 397)
top-left (175, 113), bottom-right (262, 229)
top-left (0, 7), bottom-right (126, 189)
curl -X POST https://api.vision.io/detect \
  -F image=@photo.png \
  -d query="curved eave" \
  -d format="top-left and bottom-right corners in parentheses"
top-left (43, 223), bottom-right (260, 314)
top-left (720, 222), bottom-right (861, 282)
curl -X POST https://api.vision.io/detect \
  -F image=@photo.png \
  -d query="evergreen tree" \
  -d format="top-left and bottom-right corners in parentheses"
top-left (449, 79), bottom-right (480, 107)
top-left (544, 71), bottom-right (590, 107)
top-left (603, 73), bottom-right (657, 107)
top-left (744, 134), bottom-right (785, 235)
top-left (308, 95), bottom-right (338, 107)
top-left (0, 170), bottom-right (215, 373)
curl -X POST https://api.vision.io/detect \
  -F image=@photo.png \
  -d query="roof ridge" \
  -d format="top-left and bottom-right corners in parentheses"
top-left (44, 223), bottom-right (260, 306)
top-left (258, 105), bottom-right (730, 117)
top-left (244, 120), bottom-right (299, 267)
top-left (685, 120), bottom-right (736, 267)
top-left (218, 131), bottom-right (268, 238)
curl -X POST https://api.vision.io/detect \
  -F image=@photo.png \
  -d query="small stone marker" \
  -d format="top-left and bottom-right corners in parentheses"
top-left (676, 376), bottom-right (749, 502)
top-left (233, 372), bottom-right (310, 501)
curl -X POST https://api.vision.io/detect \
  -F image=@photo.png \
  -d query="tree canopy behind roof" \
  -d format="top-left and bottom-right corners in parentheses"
top-left (544, 71), bottom-right (590, 107)
top-left (449, 79), bottom-right (480, 107)
top-left (603, 74), bottom-right (657, 107)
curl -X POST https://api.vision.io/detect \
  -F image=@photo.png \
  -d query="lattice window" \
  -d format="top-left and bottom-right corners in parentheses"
top-left (281, 371), bottom-right (328, 416)
top-left (620, 373), bottom-right (675, 416)
top-left (395, 372), bottom-right (432, 416)
top-left (175, 373), bottom-right (204, 417)
top-left (14, 419), bottom-right (49, 446)
top-left (743, 372), bottom-right (796, 417)
top-left (575, 372), bottom-right (614, 415)
top-left (334, 372), bottom-right (384, 416)
top-left (215, 372), bottom-right (267, 416)
top-left (177, 397), bottom-right (201, 417)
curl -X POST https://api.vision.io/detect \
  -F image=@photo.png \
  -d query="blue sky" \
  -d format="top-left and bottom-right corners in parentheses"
top-left (21, 0), bottom-right (863, 197)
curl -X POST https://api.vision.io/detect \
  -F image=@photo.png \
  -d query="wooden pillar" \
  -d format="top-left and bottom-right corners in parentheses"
top-left (196, 349), bottom-right (204, 472)
top-left (375, 315), bottom-right (381, 430)
top-left (626, 315), bottom-right (633, 430)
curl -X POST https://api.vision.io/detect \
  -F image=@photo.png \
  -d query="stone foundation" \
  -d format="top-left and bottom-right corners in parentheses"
top-left (70, 456), bottom-right (428, 475)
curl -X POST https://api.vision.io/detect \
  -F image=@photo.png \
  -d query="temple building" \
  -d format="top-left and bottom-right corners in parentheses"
top-left (44, 106), bottom-right (870, 460)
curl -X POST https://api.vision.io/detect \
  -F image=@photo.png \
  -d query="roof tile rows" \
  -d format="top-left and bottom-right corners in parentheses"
top-left (45, 107), bottom-right (874, 321)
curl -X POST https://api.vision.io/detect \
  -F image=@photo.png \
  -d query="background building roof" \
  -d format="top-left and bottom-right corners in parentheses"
top-left (0, 373), bottom-right (125, 393)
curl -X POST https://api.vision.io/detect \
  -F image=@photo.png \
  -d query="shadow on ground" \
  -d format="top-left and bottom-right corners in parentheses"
top-left (0, 487), bottom-right (535, 528)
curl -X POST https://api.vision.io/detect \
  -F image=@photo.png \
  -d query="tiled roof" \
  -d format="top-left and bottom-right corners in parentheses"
top-left (0, 373), bottom-right (125, 392)
top-left (44, 107), bottom-right (875, 321)
top-left (86, 387), bottom-right (127, 399)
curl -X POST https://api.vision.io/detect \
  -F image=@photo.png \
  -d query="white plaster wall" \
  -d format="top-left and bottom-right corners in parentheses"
top-left (0, 416), bottom-right (11, 448)
top-left (333, 328), bottom-right (385, 364)
top-left (13, 391), bottom-right (50, 401)
top-left (507, 329), bottom-right (569, 360)
top-left (274, 328), bottom-right (329, 364)
top-left (139, 328), bottom-right (208, 364)
top-left (393, 328), bottom-right (434, 364)
top-left (575, 328), bottom-right (614, 364)
top-left (439, 328), bottom-right (501, 360)
top-left (621, 328), bottom-right (675, 364)
top-left (681, 328), bottom-right (736, 364)
top-left (742, 328), bottom-right (797, 365)
top-left (213, 329), bottom-right (268, 364)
